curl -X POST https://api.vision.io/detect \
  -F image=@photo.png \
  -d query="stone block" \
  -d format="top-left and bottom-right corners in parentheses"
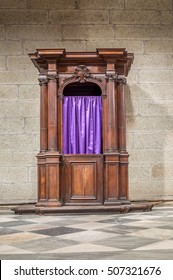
top-left (28, 167), bottom-right (37, 183)
top-left (129, 180), bottom-right (173, 201)
top-left (19, 85), bottom-right (39, 100)
top-left (125, 0), bottom-right (172, 10)
top-left (126, 98), bottom-right (138, 116)
top-left (0, 70), bottom-right (37, 84)
top-left (21, 101), bottom-right (39, 118)
top-left (129, 84), bottom-right (173, 100)
top-left (0, 10), bottom-right (48, 24)
top-left (0, 167), bottom-right (27, 183)
top-left (49, 10), bottom-right (109, 24)
top-left (129, 148), bottom-right (163, 163)
top-left (23, 40), bottom-right (86, 53)
top-left (0, 0), bottom-right (27, 9)
top-left (13, 152), bottom-right (36, 166)
top-left (145, 40), bottom-right (173, 54)
top-left (28, 0), bottom-right (76, 10)
top-left (6, 25), bottom-right (62, 40)
top-left (0, 135), bottom-right (36, 151)
top-left (35, 135), bottom-right (40, 151)
top-left (63, 25), bottom-right (114, 39)
top-left (134, 133), bottom-right (165, 149)
top-left (0, 152), bottom-right (13, 166)
top-left (152, 163), bottom-right (173, 179)
top-left (127, 116), bottom-right (173, 132)
top-left (126, 133), bottom-right (134, 149)
top-left (133, 54), bottom-right (173, 69)
top-left (0, 41), bottom-right (22, 55)
top-left (127, 70), bottom-right (138, 84)
top-left (7, 56), bottom-right (34, 70)
top-left (0, 117), bottom-right (24, 134)
top-left (139, 70), bottom-right (173, 83)
top-left (110, 10), bottom-right (160, 25)
top-left (0, 85), bottom-right (18, 100)
top-left (161, 11), bottom-right (172, 25)
top-left (24, 118), bottom-right (39, 134)
top-left (79, 0), bottom-right (124, 9)
top-left (0, 183), bottom-right (37, 204)
top-left (0, 25), bottom-right (5, 40)
top-left (129, 163), bottom-right (151, 180)
top-left (138, 99), bottom-right (173, 116)
top-left (0, 56), bottom-right (6, 70)
top-left (86, 40), bottom-right (144, 54)
top-left (114, 25), bottom-right (173, 39)
top-left (0, 100), bottom-right (39, 118)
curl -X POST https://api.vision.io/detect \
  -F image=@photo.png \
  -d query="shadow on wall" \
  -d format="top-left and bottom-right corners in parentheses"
top-left (126, 84), bottom-right (173, 201)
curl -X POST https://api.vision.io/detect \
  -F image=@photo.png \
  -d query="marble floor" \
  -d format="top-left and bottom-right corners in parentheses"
top-left (0, 203), bottom-right (173, 260)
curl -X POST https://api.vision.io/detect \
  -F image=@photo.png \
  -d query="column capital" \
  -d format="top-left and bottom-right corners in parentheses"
top-left (117, 76), bottom-right (127, 85)
top-left (105, 73), bottom-right (118, 81)
top-left (47, 73), bottom-right (59, 82)
top-left (38, 74), bottom-right (48, 86)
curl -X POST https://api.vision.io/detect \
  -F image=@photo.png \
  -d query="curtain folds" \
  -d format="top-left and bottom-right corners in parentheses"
top-left (63, 96), bottom-right (102, 154)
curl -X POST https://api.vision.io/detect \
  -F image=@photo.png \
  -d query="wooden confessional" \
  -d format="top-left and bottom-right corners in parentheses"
top-left (29, 48), bottom-right (134, 210)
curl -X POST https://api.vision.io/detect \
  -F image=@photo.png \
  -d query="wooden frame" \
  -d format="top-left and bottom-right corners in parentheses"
top-left (29, 48), bottom-right (134, 208)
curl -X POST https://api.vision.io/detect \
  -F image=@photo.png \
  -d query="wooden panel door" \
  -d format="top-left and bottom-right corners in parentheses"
top-left (62, 155), bottom-right (103, 205)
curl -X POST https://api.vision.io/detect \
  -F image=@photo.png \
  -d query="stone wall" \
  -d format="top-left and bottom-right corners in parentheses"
top-left (0, 0), bottom-right (173, 204)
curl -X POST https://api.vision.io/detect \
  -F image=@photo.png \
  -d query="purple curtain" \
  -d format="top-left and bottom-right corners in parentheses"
top-left (63, 96), bottom-right (102, 154)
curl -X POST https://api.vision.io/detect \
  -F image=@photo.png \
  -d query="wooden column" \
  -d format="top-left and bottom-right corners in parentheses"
top-left (104, 63), bottom-right (120, 204)
top-left (36, 75), bottom-right (48, 206)
top-left (118, 76), bottom-right (129, 202)
top-left (36, 62), bottom-right (61, 207)
top-left (47, 63), bottom-right (58, 151)
top-left (38, 74), bottom-right (48, 152)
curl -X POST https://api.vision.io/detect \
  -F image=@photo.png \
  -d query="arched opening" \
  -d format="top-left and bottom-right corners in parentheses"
top-left (62, 82), bottom-right (102, 154)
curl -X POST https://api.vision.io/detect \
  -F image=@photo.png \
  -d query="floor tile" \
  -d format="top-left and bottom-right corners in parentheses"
top-left (59, 230), bottom-right (118, 242)
top-left (0, 232), bottom-right (48, 245)
top-left (127, 228), bottom-right (173, 240)
top-left (14, 237), bottom-right (79, 253)
top-left (66, 222), bottom-right (113, 230)
top-left (92, 235), bottom-right (158, 250)
top-left (46, 243), bottom-right (125, 254)
top-left (133, 240), bottom-right (173, 251)
top-left (0, 245), bottom-right (35, 254)
top-left (31, 226), bottom-right (85, 236)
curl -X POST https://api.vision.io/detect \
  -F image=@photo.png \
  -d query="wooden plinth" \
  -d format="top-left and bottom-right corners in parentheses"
top-left (12, 202), bottom-right (156, 215)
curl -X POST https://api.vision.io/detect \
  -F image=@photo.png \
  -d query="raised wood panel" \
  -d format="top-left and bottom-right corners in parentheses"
top-left (105, 163), bottom-right (119, 200)
top-left (71, 163), bottom-right (96, 199)
top-left (63, 155), bottom-right (103, 205)
top-left (38, 165), bottom-right (46, 200)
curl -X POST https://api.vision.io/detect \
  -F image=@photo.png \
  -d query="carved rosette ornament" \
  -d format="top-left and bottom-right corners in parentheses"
top-left (74, 65), bottom-right (91, 83)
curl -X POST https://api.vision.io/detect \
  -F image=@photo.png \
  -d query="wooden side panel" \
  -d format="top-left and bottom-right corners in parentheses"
top-left (62, 155), bottom-right (103, 205)
top-left (104, 154), bottom-right (119, 204)
top-left (71, 163), bottom-right (96, 198)
top-left (37, 155), bottom-right (46, 203)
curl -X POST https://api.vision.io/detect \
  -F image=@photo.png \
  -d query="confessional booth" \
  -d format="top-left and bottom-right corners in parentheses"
top-left (29, 48), bottom-right (134, 211)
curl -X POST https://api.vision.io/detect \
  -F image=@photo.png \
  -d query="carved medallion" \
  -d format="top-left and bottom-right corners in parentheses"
top-left (74, 65), bottom-right (91, 83)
